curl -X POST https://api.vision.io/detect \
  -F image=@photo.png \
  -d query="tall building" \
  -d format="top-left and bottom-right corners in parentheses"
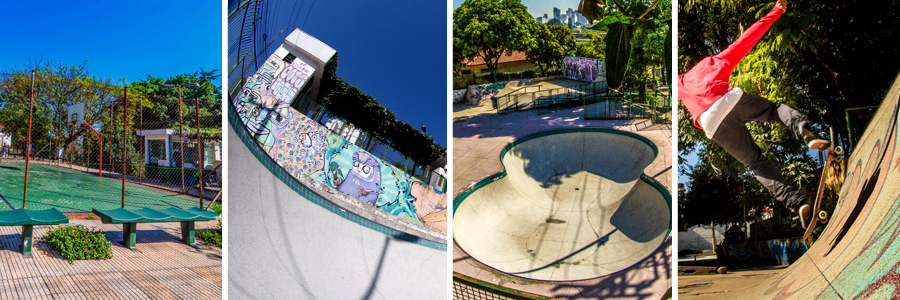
top-left (536, 16), bottom-right (543, 23)
top-left (577, 12), bottom-right (589, 24)
top-left (553, 7), bottom-right (561, 21)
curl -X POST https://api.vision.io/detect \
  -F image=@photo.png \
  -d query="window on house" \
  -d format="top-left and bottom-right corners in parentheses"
top-left (149, 140), bottom-right (165, 164)
top-left (172, 141), bottom-right (199, 168)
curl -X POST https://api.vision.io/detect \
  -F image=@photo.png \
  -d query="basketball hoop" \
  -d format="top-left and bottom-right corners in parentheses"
top-left (67, 103), bottom-right (85, 127)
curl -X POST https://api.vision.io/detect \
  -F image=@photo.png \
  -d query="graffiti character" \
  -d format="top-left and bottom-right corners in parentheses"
top-left (409, 182), bottom-right (447, 234)
top-left (329, 161), bottom-right (345, 187)
top-left (336, 152), bottom-right (382, 205)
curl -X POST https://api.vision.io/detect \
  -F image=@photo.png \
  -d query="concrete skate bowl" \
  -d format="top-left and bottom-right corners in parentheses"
top-left (454, 128), bottom-right (671, 281)
top-left (715, 72), bottom-right (900, 299)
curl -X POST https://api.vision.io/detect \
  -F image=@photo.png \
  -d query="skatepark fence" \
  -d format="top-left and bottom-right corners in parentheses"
top-left (1, 91), bottom-right (222, 207)
top-left (453, 273), bottom-right (559, 300)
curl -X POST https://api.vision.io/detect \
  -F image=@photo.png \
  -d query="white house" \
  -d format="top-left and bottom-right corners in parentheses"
top-left (136, 129), bottom-right (221, 169)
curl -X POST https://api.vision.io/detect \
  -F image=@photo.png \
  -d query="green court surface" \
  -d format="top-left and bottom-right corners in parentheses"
top-left (0, 163), bottom-right (200, 213)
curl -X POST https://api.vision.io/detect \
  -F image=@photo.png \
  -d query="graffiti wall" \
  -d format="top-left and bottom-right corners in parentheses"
top-left (233, 51), bottom-right (447, 235)
top-left (563, 56), bottom-right (606, 83)
top-left (719, 238), bottom-right (808, 265)
top-left (466, 81), bottom-right (509, 105)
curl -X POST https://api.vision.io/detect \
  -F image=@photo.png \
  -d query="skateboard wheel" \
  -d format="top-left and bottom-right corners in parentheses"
top-left (819, 210), bottom-right (828, 220)
top-left (834, 146), bottom-right (843, 155)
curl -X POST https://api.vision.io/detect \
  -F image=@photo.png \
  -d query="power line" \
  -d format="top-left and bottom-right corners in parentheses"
top-left (301, 0), bottom-right (316, 30)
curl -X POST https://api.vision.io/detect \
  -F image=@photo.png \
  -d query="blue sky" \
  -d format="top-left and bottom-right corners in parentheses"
top-left (250, 0), bottom-right (448, 147)
top-left (0, 0), bottom-right (222, 86)
top-left (452, 0), bottom-right (582, 20)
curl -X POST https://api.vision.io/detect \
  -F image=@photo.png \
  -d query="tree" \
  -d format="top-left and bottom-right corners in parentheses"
top-left (453, 0), bottom-right (536, 71)
top-left (677, 0), bottom-right (900, 230)
top-left (574, 32), bottom-right (606, 59)
top-left (0, 61), bottom-right (122, 157)
top-left (547, 18), bottom-right (564, 26)
top-left (525, 24), bottom-right (576, 77)
top-left (578, 0), bottom-right (672, 91)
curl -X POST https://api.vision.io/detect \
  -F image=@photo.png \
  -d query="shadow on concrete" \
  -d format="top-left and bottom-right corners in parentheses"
top-left (551, 238), bottom-right (672, 300)
top-left (361, 236), bottom-right (391, 300)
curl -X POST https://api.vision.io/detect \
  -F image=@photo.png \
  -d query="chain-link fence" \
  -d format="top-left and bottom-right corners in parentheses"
top-left (453, 273), bottom-right (558, 300)
top-left (0, 77), bottom-right (222, 212)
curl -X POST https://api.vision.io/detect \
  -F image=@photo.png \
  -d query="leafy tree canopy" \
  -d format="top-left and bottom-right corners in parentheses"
top-left (579, 0), bottom-right (671, 90)
top-left (678, 0), bottom-right (900, 229)
top-left (454, 0), bottom-right (537, 71)
top-left (318, 56), bottom-right (446, 167)
top-left (525, 24), bottom-right (576, 77)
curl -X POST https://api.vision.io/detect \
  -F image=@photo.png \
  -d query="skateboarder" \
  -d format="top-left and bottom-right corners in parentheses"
top-left (678, 0), bottom-right (829, 229)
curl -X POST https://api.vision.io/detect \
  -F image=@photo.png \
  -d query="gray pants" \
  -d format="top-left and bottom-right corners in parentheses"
top-left (710, 92), bottom-right (808, 210)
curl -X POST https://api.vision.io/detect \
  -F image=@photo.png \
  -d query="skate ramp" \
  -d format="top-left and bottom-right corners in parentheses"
top-left (723, 72), bottom-right (900, 299)
top-left (227, 114), bottom-right (446, 299)
top-left (454, 128), bottom-right (671, 281)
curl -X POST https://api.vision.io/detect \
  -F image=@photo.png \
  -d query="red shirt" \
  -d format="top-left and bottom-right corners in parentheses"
top-left (678, 6), bottom-right (784, 129)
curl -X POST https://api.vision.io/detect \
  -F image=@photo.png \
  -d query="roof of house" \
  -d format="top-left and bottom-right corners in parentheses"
top-left (465, 51), bottom-right (529, 66)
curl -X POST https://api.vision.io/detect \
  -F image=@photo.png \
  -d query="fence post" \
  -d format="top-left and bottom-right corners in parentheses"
top-left (121, 87), bottom-right (127, 208)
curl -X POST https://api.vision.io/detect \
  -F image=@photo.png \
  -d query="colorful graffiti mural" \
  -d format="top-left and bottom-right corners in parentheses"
top-left (233, 54), bottom-right (313, 151)
top-left (563, 56), bottom-right (605, 83)
top-left (233, 50), bottom-right (448, 235)
top-left (466, 81), bottom-right (509, 105)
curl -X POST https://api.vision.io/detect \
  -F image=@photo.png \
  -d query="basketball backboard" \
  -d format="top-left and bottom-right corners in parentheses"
top-left (67, 103), bottom-right (84, 126)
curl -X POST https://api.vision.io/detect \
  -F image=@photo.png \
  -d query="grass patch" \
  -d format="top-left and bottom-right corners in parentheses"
top-left (197, 203), bottom-right (223, 247)
top-left (46, 225), bottom-right (113, 264)
top-left (197, 229), bottom-right (221, 247)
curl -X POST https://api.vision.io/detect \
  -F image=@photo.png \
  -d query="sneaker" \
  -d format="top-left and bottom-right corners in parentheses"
top-left (797, 204), bottom-right (813, 229)
top-left (803, 130), bottom-right (831, 151)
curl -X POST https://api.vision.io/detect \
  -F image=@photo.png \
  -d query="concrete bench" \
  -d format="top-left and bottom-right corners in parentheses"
top-left (91, 207), bottom-right (219, 250)
top-left (0, 208), bottom-right (69, 256)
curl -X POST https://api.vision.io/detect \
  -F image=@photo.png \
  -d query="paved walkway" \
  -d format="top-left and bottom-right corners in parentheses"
top-left (453, 102), bottom-right (672, 299)
top-left (678, 266), bottom-right (787, 299)
top-left (0, 219), bottom-right (221, 299)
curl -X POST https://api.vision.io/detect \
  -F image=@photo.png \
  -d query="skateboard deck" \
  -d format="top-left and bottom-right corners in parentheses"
top-left (803, 128), bottom-right (840, 241)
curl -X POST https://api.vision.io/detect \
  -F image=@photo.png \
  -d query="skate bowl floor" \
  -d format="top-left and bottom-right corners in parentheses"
top-left (453, 128), bottom-right (671, 281)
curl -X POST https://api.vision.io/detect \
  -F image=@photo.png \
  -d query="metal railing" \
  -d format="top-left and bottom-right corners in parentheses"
top-left (584, 91), bottom-right (671, 123)
top-left (495, 80), bottom-right (609, 114)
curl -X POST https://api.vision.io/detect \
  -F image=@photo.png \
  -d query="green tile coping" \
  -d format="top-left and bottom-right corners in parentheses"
top-left (0, 208), bottom-right (69, 225)
top-left (92, 207), bottom-right (219, 223)
top-left (452, 127), bottom-right (672, 240)
top-left (229, 102), bottom-right (447, 251)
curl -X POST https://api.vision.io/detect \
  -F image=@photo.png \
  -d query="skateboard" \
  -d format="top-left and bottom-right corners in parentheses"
top-left (803, 127), bottom-right (841, 241)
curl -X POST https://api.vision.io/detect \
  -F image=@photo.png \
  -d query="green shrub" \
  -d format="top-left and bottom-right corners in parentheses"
top-left (46, 225), bottom-right (113, 264)
top-left (197, 230), bottom-right (222, 247)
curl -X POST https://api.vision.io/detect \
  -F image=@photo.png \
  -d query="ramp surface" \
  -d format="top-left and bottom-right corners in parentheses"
top-left (721, 73), bottom-right (900, 299)
top-left (454, 128), bottom-right (671, 281)
top-left (227, 118), bottom-right (446, 299)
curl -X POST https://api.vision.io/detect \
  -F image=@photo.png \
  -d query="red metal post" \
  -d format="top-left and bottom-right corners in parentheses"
top-left (83, 120), bottom-right (102, 177)
top-left (121, 87), bottom-right (127, 208)
top-left (139, 95), bottom-right (143, 184)
top-left (179, 87), bottom-right (185, 193)
top-left (23, 70), bottom-right (34, 208)
top-left (205, 189), bottom-right (222, 210)
top-left (197, 98), bottom-right (203, 208)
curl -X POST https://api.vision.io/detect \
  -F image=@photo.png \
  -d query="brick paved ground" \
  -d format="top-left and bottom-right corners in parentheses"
top-left (0, 219), bottom-right (221, 299)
